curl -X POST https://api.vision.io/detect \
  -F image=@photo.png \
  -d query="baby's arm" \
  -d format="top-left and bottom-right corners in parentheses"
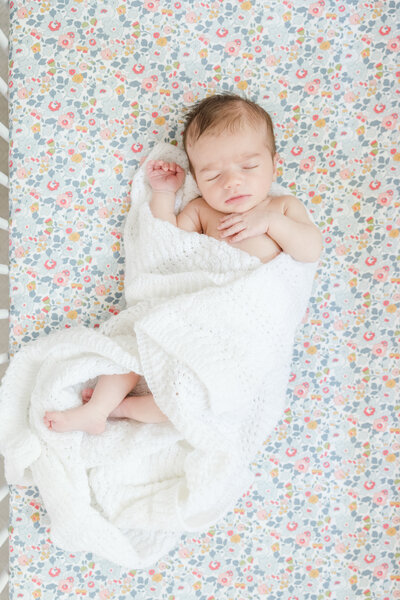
top-left (268, 196), bottom-right (322, 262)
top-left (218, 196), bottom-right (322, 262)
top-left (147, 160), bottom-right (201, 233)
top-left (147, 160), bottom-right (184, 227)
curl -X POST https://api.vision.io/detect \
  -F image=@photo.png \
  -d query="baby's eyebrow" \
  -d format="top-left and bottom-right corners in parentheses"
top-left (199, 153), bottom-right (262, 174)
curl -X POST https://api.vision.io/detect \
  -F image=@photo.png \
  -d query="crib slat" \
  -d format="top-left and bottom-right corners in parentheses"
top-left (0, 28), bottom-right (8, 54)
top-left (0, 353), bottom-right (8, 365)
top-left (0, 571), bottom-right (8, 595)
top-left (0, 527), bottom-right (7, 549)
top-left (0, 171), bottom-right (8, 188)
top-left (0, 485), bottom-right (8, 503)
top-left (0, 264), bottom-right (8, 275)
top-left (0, 122), bottom-right (8, 142)
top-left (0, 216), bottom-right (8, 230)
top-left (0, 75), bottom-right (7, 99)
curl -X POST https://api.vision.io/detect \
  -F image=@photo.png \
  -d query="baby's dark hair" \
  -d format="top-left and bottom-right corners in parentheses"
top-left (182, 93), bottom-right (276, 173)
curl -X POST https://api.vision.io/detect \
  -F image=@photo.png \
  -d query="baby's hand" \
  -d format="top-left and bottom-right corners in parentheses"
top-left (146, 160), bottom-right (185, 194)
top-left (217, 203), bottom-right (274, 242)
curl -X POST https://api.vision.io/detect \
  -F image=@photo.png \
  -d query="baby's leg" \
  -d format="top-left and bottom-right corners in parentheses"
top-left (44, 372), bottom-right (140, 434)
top-left (82, 388), bottom-right (168, 424)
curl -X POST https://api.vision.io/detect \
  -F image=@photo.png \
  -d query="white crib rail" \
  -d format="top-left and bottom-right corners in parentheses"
top-left (0, 2), bottom-right (9, 598)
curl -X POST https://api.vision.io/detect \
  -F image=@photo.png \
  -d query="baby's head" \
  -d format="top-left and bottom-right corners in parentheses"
top-left (182, 93), bottom-right (278, 213)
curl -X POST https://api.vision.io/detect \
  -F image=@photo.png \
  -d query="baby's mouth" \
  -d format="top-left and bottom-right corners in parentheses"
top-left (225, 195), bottom-right (250, 204)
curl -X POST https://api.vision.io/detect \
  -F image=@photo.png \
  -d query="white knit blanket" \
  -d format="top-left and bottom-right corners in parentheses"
top-left (0, 143), bottom-right (318, 568)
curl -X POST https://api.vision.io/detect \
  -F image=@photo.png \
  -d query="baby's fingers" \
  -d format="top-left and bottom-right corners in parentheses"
top-left (217, 215), bottom-right (243, 230)
top-left (220, 222), bottom-right (246, 239)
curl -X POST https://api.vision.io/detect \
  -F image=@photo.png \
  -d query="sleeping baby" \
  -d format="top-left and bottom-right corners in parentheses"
top-left (43, 93), bottom-right (322, 434)
top-left (148, 92), bottom-right (322, 264)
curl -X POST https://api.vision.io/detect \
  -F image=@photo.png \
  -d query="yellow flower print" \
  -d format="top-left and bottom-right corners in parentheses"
top-left (319, 41), bottom-right (331, 50)
top-left (309, 569), bottom-right (320, 578)
top-left (72, 73), bottom-right (83, 83)
top-left (156, 37), bottom-right (168, 46)
top-left (71, 153), bottom-right (82, 163)
top-left (237, 80), bottom-right (248, 90)
top-left (241, 1), bottom-right (252, 9)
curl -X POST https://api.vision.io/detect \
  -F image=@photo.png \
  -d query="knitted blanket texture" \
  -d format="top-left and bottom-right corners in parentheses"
top-left (0, 143), bottom-right (318, 567)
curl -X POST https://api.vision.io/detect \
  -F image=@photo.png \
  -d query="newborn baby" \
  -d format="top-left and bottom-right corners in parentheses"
top-left (147, 93), bottom-right (322, 264)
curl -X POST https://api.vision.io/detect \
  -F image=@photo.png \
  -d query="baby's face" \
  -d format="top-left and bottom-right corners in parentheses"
top-left (187, 123), bottom-right (277, 214)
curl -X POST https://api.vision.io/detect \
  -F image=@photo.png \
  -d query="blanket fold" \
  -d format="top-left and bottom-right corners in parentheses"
top-left (0, 142), bottom-right (318, 567)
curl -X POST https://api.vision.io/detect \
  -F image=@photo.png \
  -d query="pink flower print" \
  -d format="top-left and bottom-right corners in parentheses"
top-left (335, 541), bottom-right (347, 553)
top-left (178, 546), bottom-right (191, 558)
top-left (17, 554), bottom-right (31, 566)
top-left (141, 76), bottom-right (158, 92)
top-left (349, 12), bottom-right (361, 25)
top-left (299, 156), bottom-right (315, 172)
top-left (257, 584), bottom-right (270, 595)
top-left (304, 80), bottom-right (320, 95)
top-left (373, 489), bottom-right (388, 506)
top-left (373, 416), bottom-right (388, 432)
top-left (256, 509), bottom-right (268, 520)
top-left (265, 54), bottom-right (278, 66)
top-left (58, 34), bottom-right (75, 49)
top-left (373, 563), bottom-right (389, 579)
top-left (225, 39), bottom-right (241, 56)
top-left (387, 36), bottom-right (400, 52)
top-left (335, 244), bottom-right (348, 256)
top-left (373, 266), bottom-right (389, 282)
top-left (99, 590), bottom-right (112, 600)
top-left (339, 167), bottom-right (352, 180)
top-left (343, 90), bottom-right (357, 103)
top-left (296, 531), bottom-right (311, 546)
top-left (101, 48), bottom-right (113, 60)
top-left (56, 192), bottom-right (73, 208)
top-left (100, 128), bottom-right (112, 140)
top-left (18, 165), bottom-right (31, 180)
top-left (334, 469), bottom-right (347, 480)
top-left (17, 87), bottom-right (29, 99)
top-left (377, 190), bottom-right (393, 206)
top-left (183, 91), bottom-right (195, 103)
top-left (372, 341), bottom-right (388, 357)
top-left (15, 245), bottom-right (25, 258)
top-left (53, 271), bottom-right (70, 287)
top-left (58, 577), bottom-right (74, 593)
top-left (381, 113), bottom-right (398, 130)
top-left (13, 324), bottom-right (24, 336)
top-left (333, 320), bottom-right (346, 332)
top-left (58, 113), bottom-right (74, 129)
top-left (309, 2), bottom-right (325, 17)
top-left (144, 0), bottom-right (159, 11)
top-left (218, 571), bottom-right (233, 586)
top-left (185, 11), bottom-right (197, 24)
top-left (294, 382), bottom-right (309, 397)
top-left (17, 7), bottom-right (28, 18)
top-left (98, 207), bottom-right (109, 219)
top-left (295, 457), bottom-right (310, 473)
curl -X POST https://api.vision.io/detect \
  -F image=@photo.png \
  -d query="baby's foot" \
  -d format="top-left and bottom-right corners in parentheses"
top-left (44, 403), bottom-right (107, 435)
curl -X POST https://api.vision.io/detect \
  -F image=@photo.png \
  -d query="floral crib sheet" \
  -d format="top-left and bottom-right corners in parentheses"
top-left (6, 0), bottom-right (399, 598)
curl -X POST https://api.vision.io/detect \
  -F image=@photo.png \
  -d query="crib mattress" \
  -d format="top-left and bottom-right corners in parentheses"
top-left (7, 0), bottom-right (398, 598)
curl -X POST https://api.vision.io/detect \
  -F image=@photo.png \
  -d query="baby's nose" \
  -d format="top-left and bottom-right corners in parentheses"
top-left (223, 170), bottom-right (242, 189)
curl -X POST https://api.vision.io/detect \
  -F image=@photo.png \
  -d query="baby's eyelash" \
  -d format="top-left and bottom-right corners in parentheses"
top-left (206, 174), bottom-right (220, 181)
top-left (243, 165), bottom-right (259, 170)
